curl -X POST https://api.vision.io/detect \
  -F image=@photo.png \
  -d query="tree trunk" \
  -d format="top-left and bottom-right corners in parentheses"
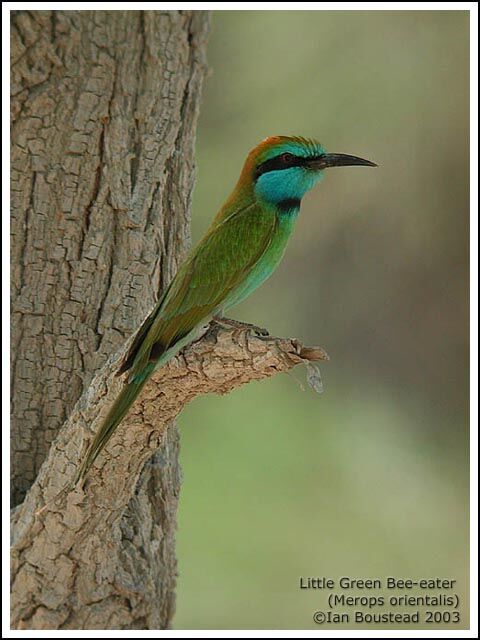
top-left (11, 9), bottom-right (210, 629)
top-left (10, 9), bottom-right (326, 630)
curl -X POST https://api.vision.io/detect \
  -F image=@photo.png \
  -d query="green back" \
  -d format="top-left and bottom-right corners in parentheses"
top-left (126, 201), bottom-right (283, 382)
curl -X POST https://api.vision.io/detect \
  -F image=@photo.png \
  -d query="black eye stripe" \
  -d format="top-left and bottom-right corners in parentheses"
top-left (254, 153), bottom-right (319, 180)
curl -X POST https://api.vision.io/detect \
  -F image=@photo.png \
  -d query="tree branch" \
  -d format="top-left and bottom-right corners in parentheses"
top-left (10, 321), bottom-right (327, 629)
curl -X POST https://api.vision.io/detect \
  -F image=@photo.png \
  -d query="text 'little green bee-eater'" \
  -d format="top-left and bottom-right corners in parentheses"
top-left (76, 135), bottom-right (376, 482)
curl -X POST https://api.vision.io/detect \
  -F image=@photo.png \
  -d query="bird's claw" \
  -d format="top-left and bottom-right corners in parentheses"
top-left (251, 325), bottom-right (270, 337)
top-left (213, 316), bottom-right (270, 338)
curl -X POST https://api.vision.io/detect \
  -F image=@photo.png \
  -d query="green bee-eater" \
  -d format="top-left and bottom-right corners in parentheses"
top-left (76, 136), bottom-right (376, 481)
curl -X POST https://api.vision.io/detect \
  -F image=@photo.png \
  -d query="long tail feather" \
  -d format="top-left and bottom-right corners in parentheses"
top-left (74, 376), bottom-right (149, 485)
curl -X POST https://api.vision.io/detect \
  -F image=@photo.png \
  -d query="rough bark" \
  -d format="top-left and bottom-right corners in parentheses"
top-left (10, 9), bottom-right (210, 629)
top-left (11, 8), bottom-right (209, 505)
top-left (10, 9), bottom-right (328, 630)
top-left (11, 322), bottom-right (327, 629)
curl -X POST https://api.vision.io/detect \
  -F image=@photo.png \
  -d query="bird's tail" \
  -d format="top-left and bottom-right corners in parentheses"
top-left (74, 374), bottom-right (150, 485)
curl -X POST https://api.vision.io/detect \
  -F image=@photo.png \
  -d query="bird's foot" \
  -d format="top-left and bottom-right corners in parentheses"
top-left (213, 316), bottom-right (270, 337)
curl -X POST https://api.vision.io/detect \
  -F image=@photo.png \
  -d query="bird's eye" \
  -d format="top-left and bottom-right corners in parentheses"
top-left (280, 153), bottom-right (295, 164)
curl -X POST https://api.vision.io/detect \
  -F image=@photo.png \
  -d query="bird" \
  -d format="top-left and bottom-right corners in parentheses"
top-left (75, 135), bottom-right (376, 482)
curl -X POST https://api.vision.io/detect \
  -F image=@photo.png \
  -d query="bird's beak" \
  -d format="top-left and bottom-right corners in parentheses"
top-left (308, 153), bottom-right (377, 170)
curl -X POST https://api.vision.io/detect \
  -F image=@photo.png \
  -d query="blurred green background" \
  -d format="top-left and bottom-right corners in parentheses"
top-left (174, 11), bottom-right (470, 630)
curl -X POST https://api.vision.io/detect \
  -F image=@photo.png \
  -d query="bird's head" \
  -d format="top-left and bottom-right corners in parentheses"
top-left (239, 136), bottom-right (376, 209)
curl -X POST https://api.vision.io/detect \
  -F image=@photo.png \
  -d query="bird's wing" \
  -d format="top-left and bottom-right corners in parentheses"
top-left (126, 202), bottom-right (277, 382)
top-left (116, 279), bottom-right (174, 376)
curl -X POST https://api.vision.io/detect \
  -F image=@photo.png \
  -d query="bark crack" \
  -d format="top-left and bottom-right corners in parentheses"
top-left (11, 321), bottom-right (327, 629)
top-left (10, 9), bottom-right (216, 630)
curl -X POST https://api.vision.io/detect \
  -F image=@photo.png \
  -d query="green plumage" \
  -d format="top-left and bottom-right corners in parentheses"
top-left (126, 201), bottom-right (279, 384)
top-left (74, 374), bottom-right (151, 483)
top-left (76, 202), bottom-right (280, 483)
top-left (76, 135), bottom-right (375, 482)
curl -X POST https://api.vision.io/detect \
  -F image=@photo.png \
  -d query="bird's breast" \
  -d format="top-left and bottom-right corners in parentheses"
top-left (223, 210), bottom-right (299, 311)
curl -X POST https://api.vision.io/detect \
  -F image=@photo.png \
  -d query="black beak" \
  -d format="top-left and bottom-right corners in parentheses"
top-left (308, 153), bottom-right (377, 170)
